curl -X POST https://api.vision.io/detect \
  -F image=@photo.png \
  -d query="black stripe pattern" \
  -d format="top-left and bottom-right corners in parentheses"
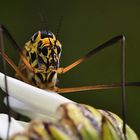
top-left (24, 30), bottom-right (62, 89)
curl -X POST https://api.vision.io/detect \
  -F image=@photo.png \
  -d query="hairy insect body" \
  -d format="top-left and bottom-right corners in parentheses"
top-left (18, 31), bottom-right (62, 89)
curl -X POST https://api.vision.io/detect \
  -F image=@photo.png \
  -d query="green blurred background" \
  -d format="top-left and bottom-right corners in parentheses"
top-left (0, 0), bottom-right (140, 136)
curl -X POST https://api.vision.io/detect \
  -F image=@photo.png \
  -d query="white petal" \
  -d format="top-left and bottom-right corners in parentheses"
top-left (0, 114), bottom-right (24, 139)
top-left (0, 72), bottom-right (73, 117)
top-left (17, 120), bottom-right (29, 128)
top-left (4, 97), bottom-right (57, 121)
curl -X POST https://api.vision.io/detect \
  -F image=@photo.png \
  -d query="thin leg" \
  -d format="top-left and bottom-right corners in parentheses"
top-left (57, 35), bottom-right (127, 138)
top-left (0, 50), bottom-right (31, 84)
top-left (0, 25), bottom-right (34, 72)
top-left (57, 82), bottom-right (140, 93)
top-left (57, 35), bottom-right (125, 73)
top-left (0, 25), bottom-right (32, 84)
top-left (0, 25), bottom-right (11, 140)
top-left (121, 36), bottom-right (127, 139)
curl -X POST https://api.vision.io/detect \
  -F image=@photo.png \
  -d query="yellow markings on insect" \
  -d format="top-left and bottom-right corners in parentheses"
top-left (17, 30), bottom-right (62, 89)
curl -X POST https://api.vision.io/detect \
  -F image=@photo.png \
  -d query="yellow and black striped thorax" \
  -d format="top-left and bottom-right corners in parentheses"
top-left (24, 30), bottom-right (62, 88)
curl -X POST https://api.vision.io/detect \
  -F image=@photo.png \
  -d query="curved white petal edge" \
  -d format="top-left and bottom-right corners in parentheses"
top-left (4, 97), bottom-right (59, 121)
top-left (0, 72), bottom-right (73, 119)
top-left (0, 72), bottom-right (74, 139)
top-left (0, 114), bottom-right (25, 140)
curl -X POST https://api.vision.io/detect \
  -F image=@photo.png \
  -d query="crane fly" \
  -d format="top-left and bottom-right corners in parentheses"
top-left (0, 25), bottom-right (139, 92)
top-left (0, 24), bottom-right (140, 140)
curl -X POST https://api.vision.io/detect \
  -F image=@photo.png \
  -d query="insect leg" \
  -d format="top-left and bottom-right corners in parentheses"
top-left (0, 25), bottom-right (31, 84)
top-left (57, 82), bottom-right (140, 93)
top-left (57, 35), bottom-right (124, 73)
top-left (57, 35), bottom-right (140, 92)
top-left (0, 25), bottom-right (11, 140)
top-left (57, 35), bottom-right (134, 140)
top-left (0, 25), bottom-right (34, 72)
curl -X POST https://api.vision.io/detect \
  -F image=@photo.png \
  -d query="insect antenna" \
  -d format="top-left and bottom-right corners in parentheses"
top-left (0, 26), bottom-right (11, 140)
top-left (55, 16), bottom-right (63, 41)
top-left (39, 12), bottom-right (49, 31)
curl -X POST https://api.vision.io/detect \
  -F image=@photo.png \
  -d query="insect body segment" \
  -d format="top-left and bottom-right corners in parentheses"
top-left (18, 30), bottom-right (62, 89)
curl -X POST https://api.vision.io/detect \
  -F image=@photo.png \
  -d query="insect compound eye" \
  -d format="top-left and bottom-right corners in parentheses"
top-left (47, 31), bottom-right (54, 38)
top-left (41, 30), bottom-right (53, 39)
